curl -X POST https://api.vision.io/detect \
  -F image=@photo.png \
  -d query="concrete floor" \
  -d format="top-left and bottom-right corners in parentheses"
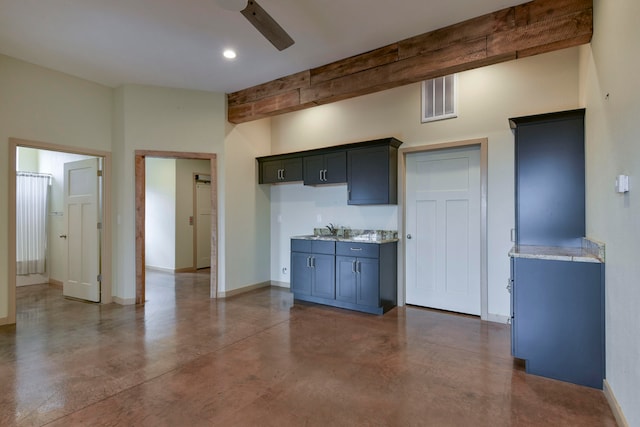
top-left (0, 269), bottom-right (616, 426)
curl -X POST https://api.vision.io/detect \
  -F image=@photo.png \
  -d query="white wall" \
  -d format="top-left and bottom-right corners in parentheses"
top-left (582, 0), bottom-right (640, 424)
top-left (145, 158), bottom-right (177, 270)
top-left (270, 48), bottom-right (582, 319)
top-left (0, 54), bottom-right (112, 322)
top-left (175, 158), bottom-right (210, 270)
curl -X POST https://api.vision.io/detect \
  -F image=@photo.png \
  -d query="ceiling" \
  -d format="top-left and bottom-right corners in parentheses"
top-left (0, 0), bottom-right (526, 94)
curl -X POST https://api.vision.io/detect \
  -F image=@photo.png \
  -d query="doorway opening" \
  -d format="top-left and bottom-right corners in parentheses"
top-left (400, 138), bottom-right (488, 319)
top-left (7, 138), bottom-right (112, 325)
top-left (134, 150), bottom-right (217, 305)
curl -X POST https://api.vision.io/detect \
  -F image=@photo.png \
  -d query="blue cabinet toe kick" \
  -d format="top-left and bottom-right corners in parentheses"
top-left (293, 293), bottom-right (395, 315)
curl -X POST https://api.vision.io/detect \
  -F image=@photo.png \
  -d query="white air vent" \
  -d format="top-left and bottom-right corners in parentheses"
top-left (421, 74), bottom-right (457, 123)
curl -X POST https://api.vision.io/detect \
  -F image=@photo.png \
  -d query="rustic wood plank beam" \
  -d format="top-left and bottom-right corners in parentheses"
top-left (227, 0), bottom-right (592, 124)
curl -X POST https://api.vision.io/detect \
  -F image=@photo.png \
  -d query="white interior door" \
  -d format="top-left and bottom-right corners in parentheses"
top-left (196, 182), bottom-right (211, 269)
top-left (405, 147), bottom-right (481, 315)
top-left (63, 158), bottom-right (100, 302)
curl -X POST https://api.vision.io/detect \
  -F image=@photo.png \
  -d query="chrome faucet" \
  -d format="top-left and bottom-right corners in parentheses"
top-left (326, 223), bottom-right (337, 235)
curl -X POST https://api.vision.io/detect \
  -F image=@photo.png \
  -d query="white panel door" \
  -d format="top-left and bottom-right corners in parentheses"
top-left (406, 147), bottom-right (480, 315)
top-left (196, 182), bottom-right (211, 269)
top-left (63, 158), bottom-right (100, 302)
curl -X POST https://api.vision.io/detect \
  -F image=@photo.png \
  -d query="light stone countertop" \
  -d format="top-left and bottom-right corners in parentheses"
top-left (292, 234), bottom-right (399, 244)
top-left (509, 241), bottom-right (604, 263)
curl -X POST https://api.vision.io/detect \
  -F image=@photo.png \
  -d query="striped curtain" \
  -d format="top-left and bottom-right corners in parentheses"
top-left (16, 172), bottom-right (50, 275)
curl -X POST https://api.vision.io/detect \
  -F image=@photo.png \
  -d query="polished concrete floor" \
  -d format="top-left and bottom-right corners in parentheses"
top-left (1, 270), bottom-right (616, 426)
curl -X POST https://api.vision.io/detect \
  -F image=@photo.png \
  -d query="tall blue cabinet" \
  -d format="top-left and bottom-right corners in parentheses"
top-left (509, 109), bottom-right (605, 389)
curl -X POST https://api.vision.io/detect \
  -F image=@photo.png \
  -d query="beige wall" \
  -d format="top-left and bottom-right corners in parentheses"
top-left (223, 119), bottom-right (272, 292)
top-left (1, 59), bottom-right (272, 316)
top-left (269, 47), bottom-right (582, 320)
top-left (582, 0), bottom-right (640, 424)
top-left (0, 54), bottom-right (112, 322)
top-left (112, 85), bottom-right (226, 301)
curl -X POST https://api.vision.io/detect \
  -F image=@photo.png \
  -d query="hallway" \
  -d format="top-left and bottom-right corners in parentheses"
top-left (0, 271), bottom-right (615, 426)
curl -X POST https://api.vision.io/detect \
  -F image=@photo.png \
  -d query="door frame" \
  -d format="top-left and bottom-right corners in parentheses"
top-left (399, 138), bottom-right (488, 320)
top-left (134, 150), bottom-right (218, 304)
top-left (6, 138), bottom-right (112, 325)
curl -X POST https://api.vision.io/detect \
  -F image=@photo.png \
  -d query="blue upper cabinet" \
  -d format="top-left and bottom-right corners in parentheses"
top-left (510, 109), bottom-right (586, 247)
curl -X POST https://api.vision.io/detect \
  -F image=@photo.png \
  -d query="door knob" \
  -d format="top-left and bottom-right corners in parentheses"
top-left (59, 234), bottom-right (67, 239)
top-left (406, 234), bottom-right (412, 239)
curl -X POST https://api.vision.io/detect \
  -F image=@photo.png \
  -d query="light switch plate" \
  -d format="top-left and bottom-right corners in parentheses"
top-left (615, 175), bottom-right (629, 193)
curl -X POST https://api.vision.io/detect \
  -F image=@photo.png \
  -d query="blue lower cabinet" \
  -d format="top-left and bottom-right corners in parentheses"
top-left (310, 254), bottom-right (335, 299)
top-left (291, 239), bottom-right (397, 315)
top-left (511, 257), bottom-right (605, 389)
top-left (336, 256), bottom-right (380, 307)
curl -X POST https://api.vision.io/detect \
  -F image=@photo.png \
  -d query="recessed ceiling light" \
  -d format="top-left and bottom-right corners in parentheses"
top-left (223, 49), bottom-right (237, 59)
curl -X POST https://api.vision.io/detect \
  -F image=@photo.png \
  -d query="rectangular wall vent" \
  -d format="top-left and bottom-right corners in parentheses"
top-left (421, 74), bottom-right (457, 123)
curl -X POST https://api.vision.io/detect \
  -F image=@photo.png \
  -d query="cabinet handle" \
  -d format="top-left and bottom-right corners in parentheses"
top-left (323, 169), bottom-right (328, 181)
top-left (306, 256), bottom-right (311, 268)
top-left (281, 169), bottom-right (285, 180)
top-left (350, 247), bottom-right (362, 251)
top-left (356, 261), bottom-right (361, 273)
top-left (352, 260), bottom-right (356, 273)
top-left (310, 257), bottom-right (315, 268)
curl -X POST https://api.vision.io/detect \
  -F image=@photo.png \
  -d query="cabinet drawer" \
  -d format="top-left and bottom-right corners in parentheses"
top-left (291, 239), bottom-right (312, 253)
top-left (312, 240), bottom-right (335, 255)
top-left (336, 241), bottom-right (379, 258)
top-left (291, 239), bottom-right (336, 254)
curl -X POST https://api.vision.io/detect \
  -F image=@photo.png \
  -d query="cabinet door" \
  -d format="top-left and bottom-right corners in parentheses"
top-left (513, 257), bottom-right (604, 388)
top-left (509, 257), bottom-right (516, 357)
top-left (291, 252), bottom-right (312, 295)
top-left (261, 160), bottom-right (283, 184)
top-left (311, 254), bottom-right (335, 299)
top-left (514, 111), bottom-right (585, 246)
top-left (357, 257), bottom-right (379, 307)
top-left (324, 151), bottom-right (346, 184)
top-left (282, 158), bottom-right (303, 182)
top-left (348, 146), bottom-right (394, 205)
top-left (303, 155), bottom-right (324, 185)
top-left (336, 256), bottom-right (357, 303)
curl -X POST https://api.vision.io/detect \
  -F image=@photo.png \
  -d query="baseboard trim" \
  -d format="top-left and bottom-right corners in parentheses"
top-left (270, 281), bottom-right (290, 289)
top-left (49, 279), bottom-right (63, 289)
top-left (486, 313), bottom-right (509, 324)
top-left (0, 316), bottom-right (12, 326)
top-left (604, 379), bottom-right (629, 427)
top-left (145, 266), bottom-right (197, 273)
top-left (113, 296), bottom-right (136, 305)
top-left (217, 281), bottom-right (271, 298)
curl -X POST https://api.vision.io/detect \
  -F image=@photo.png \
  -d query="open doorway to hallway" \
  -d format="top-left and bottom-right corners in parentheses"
top-left (144, 157), bottom-right (213, 302)
top-left (134, 150), bottom-right (217, 305)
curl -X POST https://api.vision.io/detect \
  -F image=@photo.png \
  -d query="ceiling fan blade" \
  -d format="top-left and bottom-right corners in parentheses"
top-left (241, 0), bottom-right (294, 51)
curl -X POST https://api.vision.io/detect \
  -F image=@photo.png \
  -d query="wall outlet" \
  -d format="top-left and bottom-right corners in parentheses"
top-left (282, 267), bottom-right (287, 275)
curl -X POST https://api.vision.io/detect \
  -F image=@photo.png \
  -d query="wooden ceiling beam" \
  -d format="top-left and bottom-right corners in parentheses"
top-left (227, 0), bottom-right (592, 124)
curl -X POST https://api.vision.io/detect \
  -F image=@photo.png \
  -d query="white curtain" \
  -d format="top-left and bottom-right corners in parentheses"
top-left (16, 172), bottom-right (50, 275)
